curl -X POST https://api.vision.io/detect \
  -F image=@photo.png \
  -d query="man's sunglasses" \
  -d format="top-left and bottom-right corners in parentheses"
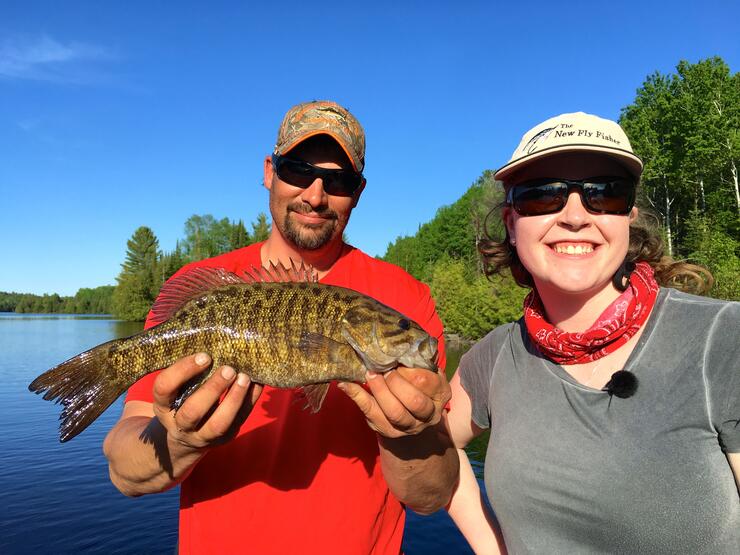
top-left (506, 176), bottom-right (637, 216)
top-left (271, 154), bottom-right (365, 197)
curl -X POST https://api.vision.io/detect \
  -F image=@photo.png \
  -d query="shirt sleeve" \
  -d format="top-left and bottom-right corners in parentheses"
top-left (705, 302), bottom-right (740, 453)
top-left (458, 334), bottom-right (496, 430)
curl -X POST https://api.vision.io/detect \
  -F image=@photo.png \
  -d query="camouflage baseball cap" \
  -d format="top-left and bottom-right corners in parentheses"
top-left (274, 100), bottom-right (365, 173)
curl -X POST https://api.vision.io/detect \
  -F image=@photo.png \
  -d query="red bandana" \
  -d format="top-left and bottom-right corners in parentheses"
top-left (523, 261), bottom-right (660, 365)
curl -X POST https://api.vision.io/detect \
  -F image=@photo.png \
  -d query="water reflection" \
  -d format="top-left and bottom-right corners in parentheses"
top-left (0, 313), bottom-right (114, 320)
top-left (111, 319), bottom-right (144, 339)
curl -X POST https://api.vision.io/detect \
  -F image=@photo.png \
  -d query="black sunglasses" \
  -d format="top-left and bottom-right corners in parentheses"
top-left (271, 154), bottom-right (365, 197)
top-left (506, 176), bottom-right (637, 216)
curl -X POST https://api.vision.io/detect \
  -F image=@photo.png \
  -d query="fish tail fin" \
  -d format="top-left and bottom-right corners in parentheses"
top-left (29, 339), bottom-right (128, 442)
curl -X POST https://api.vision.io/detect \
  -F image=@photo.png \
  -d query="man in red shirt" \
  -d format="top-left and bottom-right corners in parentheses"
top-left (103, 100), bottom-right (458, 554)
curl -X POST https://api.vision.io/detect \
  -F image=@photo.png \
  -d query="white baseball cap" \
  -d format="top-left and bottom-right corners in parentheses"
top-left (494, 112), bottom-right (643, 182)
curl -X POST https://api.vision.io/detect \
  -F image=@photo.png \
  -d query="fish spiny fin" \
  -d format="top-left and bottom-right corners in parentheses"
top-left (301, 383), bottom-right (331, 413)
top-left (241, 260), bottom-right (318, 284)
top-left (150, 266), bottom-right (246, 324)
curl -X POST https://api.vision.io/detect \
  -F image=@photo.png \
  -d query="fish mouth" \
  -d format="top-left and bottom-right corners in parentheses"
top-left (399, 336), bottom-right (438, 371)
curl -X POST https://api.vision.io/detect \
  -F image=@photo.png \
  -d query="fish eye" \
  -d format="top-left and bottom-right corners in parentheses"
top-left (398, 318), bottom-right (410, 331)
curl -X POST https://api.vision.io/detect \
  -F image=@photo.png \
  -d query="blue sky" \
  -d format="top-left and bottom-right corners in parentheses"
top-left (1, 1), bottom-right (738, 296)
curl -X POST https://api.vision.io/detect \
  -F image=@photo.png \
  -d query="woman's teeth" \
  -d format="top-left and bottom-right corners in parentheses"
top-left (554, 244), bottom-right (594, 255)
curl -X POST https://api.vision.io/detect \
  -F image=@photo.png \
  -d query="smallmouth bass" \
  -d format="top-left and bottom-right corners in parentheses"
top-left (29, 263), bottom-right (439, 442)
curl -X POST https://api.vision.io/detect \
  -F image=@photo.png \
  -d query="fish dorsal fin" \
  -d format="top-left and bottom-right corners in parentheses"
top-left (150, 266), bottom-right (246, 324)
top-left (150, 261), bottom-right (318, 325)
top-left (241, 258), bottom-right (318, 284)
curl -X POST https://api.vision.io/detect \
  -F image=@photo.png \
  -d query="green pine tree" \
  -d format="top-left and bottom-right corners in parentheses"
top-left (112, 226), bottom-right (161, 321)
top-left (250, 213), bottom-right (271, 243)
top-left (230, 219), bottom-right (251, 250)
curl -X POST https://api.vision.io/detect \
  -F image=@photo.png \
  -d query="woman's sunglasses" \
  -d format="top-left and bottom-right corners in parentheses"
top-left (271, 154), bottom-right (365, 197)
top-left (506, 176), bottom-right (637, 216)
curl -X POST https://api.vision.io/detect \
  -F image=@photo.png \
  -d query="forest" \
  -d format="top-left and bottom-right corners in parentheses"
top-left (3, 58), bottom-right (737, 338)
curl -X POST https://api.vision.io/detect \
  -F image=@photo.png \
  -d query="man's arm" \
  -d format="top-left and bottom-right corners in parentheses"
top-left (339, 366), bottom-right (458, 514)
top-left (103, 353), bottom-right (262, 496)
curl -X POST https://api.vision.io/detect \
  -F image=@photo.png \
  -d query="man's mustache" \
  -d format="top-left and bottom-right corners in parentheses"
top-left (288, 203), bottom-right (338, 220)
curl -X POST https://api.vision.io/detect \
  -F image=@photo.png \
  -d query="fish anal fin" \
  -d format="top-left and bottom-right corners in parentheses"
top-left (301, 383), bottom-right (331, 413)
top-left (150, 267), bottom-right (246, 325)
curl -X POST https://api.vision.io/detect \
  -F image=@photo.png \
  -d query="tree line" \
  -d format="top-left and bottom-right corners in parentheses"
top-left (1, 213), bottom-right (270, 317)
top-left (383, 57), bottom-right (739, 340)
top-left (0, 287), bottom-right (115, 314)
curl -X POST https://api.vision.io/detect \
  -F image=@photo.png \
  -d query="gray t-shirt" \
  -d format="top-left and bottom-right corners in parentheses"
top-left (460, 288), bottom-right (740, 554)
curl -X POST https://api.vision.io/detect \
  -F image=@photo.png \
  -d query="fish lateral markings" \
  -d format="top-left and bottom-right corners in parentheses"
top-left (28, 262), bottom-right (439, 442)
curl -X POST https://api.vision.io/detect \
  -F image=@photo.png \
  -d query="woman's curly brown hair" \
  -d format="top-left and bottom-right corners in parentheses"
top-left (479, 207), bottom-right (713, 295)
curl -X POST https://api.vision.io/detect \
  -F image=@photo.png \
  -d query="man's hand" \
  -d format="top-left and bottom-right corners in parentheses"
top-left (151, 353), bottom-right (263, 451)
top-left (338, 367), bottom-right (451, 438)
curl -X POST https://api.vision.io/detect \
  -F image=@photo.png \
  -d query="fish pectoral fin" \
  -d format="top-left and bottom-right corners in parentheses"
top-left (301, 383), bottom-right (331, 413)
top-left (298, 332), bottom-right (350, 364)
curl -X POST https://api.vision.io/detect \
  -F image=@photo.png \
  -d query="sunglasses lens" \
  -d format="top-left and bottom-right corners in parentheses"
top-left (584, 179), bottom-right (634, 214)
top-left (322, 172), bottom-right (363, 197)
top-left (513, 182), bottom-right (566, 215)
top-left (274, 156), bottom-right (362, 197)
top-left (275, 158), bottom-right (317, 188)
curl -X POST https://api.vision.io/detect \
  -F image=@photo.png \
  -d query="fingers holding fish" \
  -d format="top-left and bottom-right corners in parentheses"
top-left (150, 354), bottom-right (244, 449)
top-left (395, 366), bottom-right (451, 415)
top-left (151, 353), bottom-right (212, 411)
top-left (172, 365), bottom-right (240, 433)
top-left (375, 371), bottom-right (435, 427)
top-left (339, 367), bottom-right (449, 439)
top-left (198, 374), bottom-right (263, 444)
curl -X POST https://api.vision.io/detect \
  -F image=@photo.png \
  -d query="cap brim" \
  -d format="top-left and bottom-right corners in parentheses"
top-left (494, 144), bottom-right (643, 182)
top-left (277, 130), bottom-right (362, 173)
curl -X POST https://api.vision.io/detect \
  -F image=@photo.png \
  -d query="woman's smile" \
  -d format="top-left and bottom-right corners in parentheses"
top-left (548, 242), bottom-right (597, 256)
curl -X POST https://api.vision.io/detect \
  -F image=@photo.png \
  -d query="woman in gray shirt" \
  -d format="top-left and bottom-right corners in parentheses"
top-left (446, 112), bottom-right (739, 554)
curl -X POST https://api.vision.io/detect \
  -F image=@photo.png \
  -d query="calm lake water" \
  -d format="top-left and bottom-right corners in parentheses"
top-left (0, 313), bottom-right (485, 554)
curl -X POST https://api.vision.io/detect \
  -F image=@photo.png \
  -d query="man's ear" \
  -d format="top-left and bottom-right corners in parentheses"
top-left (263, 155), bottom-right (274, 191)
top-left (351, 179), bottom-right (366, 208)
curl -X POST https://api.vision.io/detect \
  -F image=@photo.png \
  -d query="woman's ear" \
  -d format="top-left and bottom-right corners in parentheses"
top-left (629, 205), bottom-right (639, 223)
top-left (502, 206), bottom-right (516, 244)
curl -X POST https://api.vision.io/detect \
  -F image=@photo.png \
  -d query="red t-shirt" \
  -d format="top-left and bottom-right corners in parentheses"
top-left (125, 242), bottom-right (446, 555)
